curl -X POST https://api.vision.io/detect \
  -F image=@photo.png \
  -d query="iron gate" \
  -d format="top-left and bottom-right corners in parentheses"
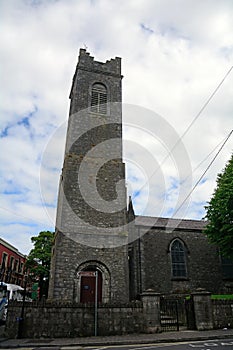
top-left (160, 298), bottom-right (179, 331)
top-left (160, 296), bottom-right (195, 332)
top-left (185, 297), bottom-right (196, 330)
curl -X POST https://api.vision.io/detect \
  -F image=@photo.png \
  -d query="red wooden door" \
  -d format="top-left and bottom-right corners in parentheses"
top-left (80, 272), bottom-right (102, 303)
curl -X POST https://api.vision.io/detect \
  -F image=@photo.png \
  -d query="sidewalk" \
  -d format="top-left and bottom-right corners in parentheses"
top-left (0, 329), bottom-right (233, 348)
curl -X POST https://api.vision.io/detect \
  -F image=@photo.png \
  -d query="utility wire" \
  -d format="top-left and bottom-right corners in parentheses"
top-left (132, 64), bottom-right (233, 202)
top-left (0, 205), bottom-right (54, 227)
top-left (3, 69), bottom-right (233, 222)
top-left (156, 65), bottom-right (233, 172)
top-left (183, 134), bottom-right (231, 183)
top-left (179, 65), bottom-right (233, 141)
top-left (173, 129), bottom-right (233, 217)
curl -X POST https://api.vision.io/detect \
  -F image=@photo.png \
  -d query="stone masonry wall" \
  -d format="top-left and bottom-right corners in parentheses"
top-left (69, 49), bottom-right (122, 115)
top-left (212, 299), bottom-right (233, 329)
top-left (48, 49), bottom-right (129, 304)
top-left (48, 234), bottom-right (129, 303)
top-left (5, 297), bottom-right (233, 338)
top-left (140, 227), bottom-right (224, 295)
top-left (5, 301), bottom-right (144, 338)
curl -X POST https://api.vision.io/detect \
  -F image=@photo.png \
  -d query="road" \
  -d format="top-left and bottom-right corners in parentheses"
top-left (68, 340), bottom-right (233, 350)
top-left (81, 340), bottom-right (233, 350)
top-left (87, 340), bottom-right (233, 350)
top-left (1, 339), bottom-right (233, 350)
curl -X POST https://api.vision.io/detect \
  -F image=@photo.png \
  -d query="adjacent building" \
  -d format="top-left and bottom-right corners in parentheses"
top-left (0, 238), bottom-right (26, 287)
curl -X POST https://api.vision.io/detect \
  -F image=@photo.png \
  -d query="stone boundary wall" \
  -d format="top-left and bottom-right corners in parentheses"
top-left (212, 299), bottom-right (233, 329)
top-left (5, 294), bottom-right (233, 338)
top-left (5, 301), bottom-right (144, 338)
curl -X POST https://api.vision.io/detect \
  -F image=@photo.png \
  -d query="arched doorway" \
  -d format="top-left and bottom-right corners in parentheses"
top-left (75, 261), bottom-right (110, 304)
top-left (80, 268), bottom-right (102, 303)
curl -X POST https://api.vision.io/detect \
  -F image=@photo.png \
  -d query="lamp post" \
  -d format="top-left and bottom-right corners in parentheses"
top-left (17, 274), bottom-right (27, 339)
top-left (94, 270), bottom-right (98, 337)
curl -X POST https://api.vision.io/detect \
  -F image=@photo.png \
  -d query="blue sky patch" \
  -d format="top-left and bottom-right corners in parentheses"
top-left (0, 105), bottom-right (38, 138)
top-left (2, 189), bottom-right (24, 195)
top-left (133, 190), bottom-right (141, 198)
top-left (199, 178), bottom-right (207, 185)
top-left (128, 175), bottom-right (140, 183)
top-left (0, 126), bottom-right (10, 137)
top-left (168, 177), bottom-right (179, 190)
top-left (140, 23), bottom-right (154, 34)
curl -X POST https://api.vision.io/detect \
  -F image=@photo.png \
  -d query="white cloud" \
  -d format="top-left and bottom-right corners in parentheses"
top-left (0, 0), bottom-right (232, 253)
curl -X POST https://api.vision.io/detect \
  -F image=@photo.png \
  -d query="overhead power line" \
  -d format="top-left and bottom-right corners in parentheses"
top-left (133, 64), bottom-right (233, 202)
top-left (158, 64), bottom-right (233, 172)
top-left (173, 129), bottom-right (233, 217)
top-left (183, 134), bottom-right (232, 183)
top-left (0, 205), bottom-right (54, 227)
top-left (180, 65), bottom-right (233, 141)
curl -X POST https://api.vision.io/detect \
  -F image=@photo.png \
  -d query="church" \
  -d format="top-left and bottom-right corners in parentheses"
top-left (48, 48), bottom-right (233, 305)
top-left (5, 49), bottom-right (233, 338)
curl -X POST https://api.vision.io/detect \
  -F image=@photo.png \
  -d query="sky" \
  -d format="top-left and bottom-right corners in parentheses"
top-left (0, 0), bottom-right (232, 254)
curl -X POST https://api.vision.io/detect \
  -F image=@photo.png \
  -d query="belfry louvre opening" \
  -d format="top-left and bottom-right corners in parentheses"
top-left (91, 83), bottom-right (107, 114)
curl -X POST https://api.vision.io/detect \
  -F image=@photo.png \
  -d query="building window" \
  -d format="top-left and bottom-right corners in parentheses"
top-left (91, 83), bottom-right (107, 114)
top-left (221, 256), bottom-right (233, 280)
top-left (19, 262), bottom-right (24, 274)
top-left (14, 259), bottom-right (19, 273)
top-left (10, 256), bottom-right (14, 271)
top-left (0, 253), bottom-right (8, 280)
top-left (1, 253), bottom-right (8, 270)
top-left (170, 239), bottom-right (187, 279)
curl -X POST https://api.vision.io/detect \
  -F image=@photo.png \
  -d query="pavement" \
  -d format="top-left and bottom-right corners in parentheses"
top-left (0, 328), bottom-right (233, 348)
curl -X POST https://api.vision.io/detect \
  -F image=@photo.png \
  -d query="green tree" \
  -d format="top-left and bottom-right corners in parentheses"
top-left (205, 154), bottom-right (233, 259)
top-left (26, 231), bottom-right (54, 299)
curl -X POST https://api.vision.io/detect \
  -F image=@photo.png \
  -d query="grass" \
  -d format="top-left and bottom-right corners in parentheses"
top-left (185, 294), bottom-right (233, 300)
top-left (211, 294), bottom-right (233, 300)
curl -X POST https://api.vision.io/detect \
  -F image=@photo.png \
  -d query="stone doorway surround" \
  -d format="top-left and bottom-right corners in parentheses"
top-left (74, 260), bottom-right (111, 303)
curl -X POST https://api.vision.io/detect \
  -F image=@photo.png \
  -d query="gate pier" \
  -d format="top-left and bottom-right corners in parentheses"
top-left (141, 290), bottom-right (161, 333)
top-left (192, 289), bottom-right (214, 330)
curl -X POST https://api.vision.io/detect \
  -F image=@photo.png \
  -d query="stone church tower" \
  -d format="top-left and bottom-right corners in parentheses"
top-left (48, 49), bottom-right (130, 303)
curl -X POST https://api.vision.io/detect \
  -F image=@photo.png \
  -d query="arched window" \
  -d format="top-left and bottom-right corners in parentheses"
top-left (170, 239), bottom-right (187, 278)
top-left (91, 83), bottom-right (107, 114)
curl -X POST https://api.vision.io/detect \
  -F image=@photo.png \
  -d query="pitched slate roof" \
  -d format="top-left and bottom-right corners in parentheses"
top-left (135, 215), bottom-right (207, 231)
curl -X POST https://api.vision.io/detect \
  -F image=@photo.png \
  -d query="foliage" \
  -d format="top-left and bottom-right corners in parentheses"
top-left (186, 294), bottom-right (233, 300)
top-left (205, 154), bottom-right (233, 259)
top-left (211, 294), bottom-right (233, 300)
top-left (26, 231), bottom-right (54, 280)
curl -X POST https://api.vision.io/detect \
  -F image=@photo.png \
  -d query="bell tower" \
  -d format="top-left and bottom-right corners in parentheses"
top-left (48, 49), bottom-right (129, 303)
